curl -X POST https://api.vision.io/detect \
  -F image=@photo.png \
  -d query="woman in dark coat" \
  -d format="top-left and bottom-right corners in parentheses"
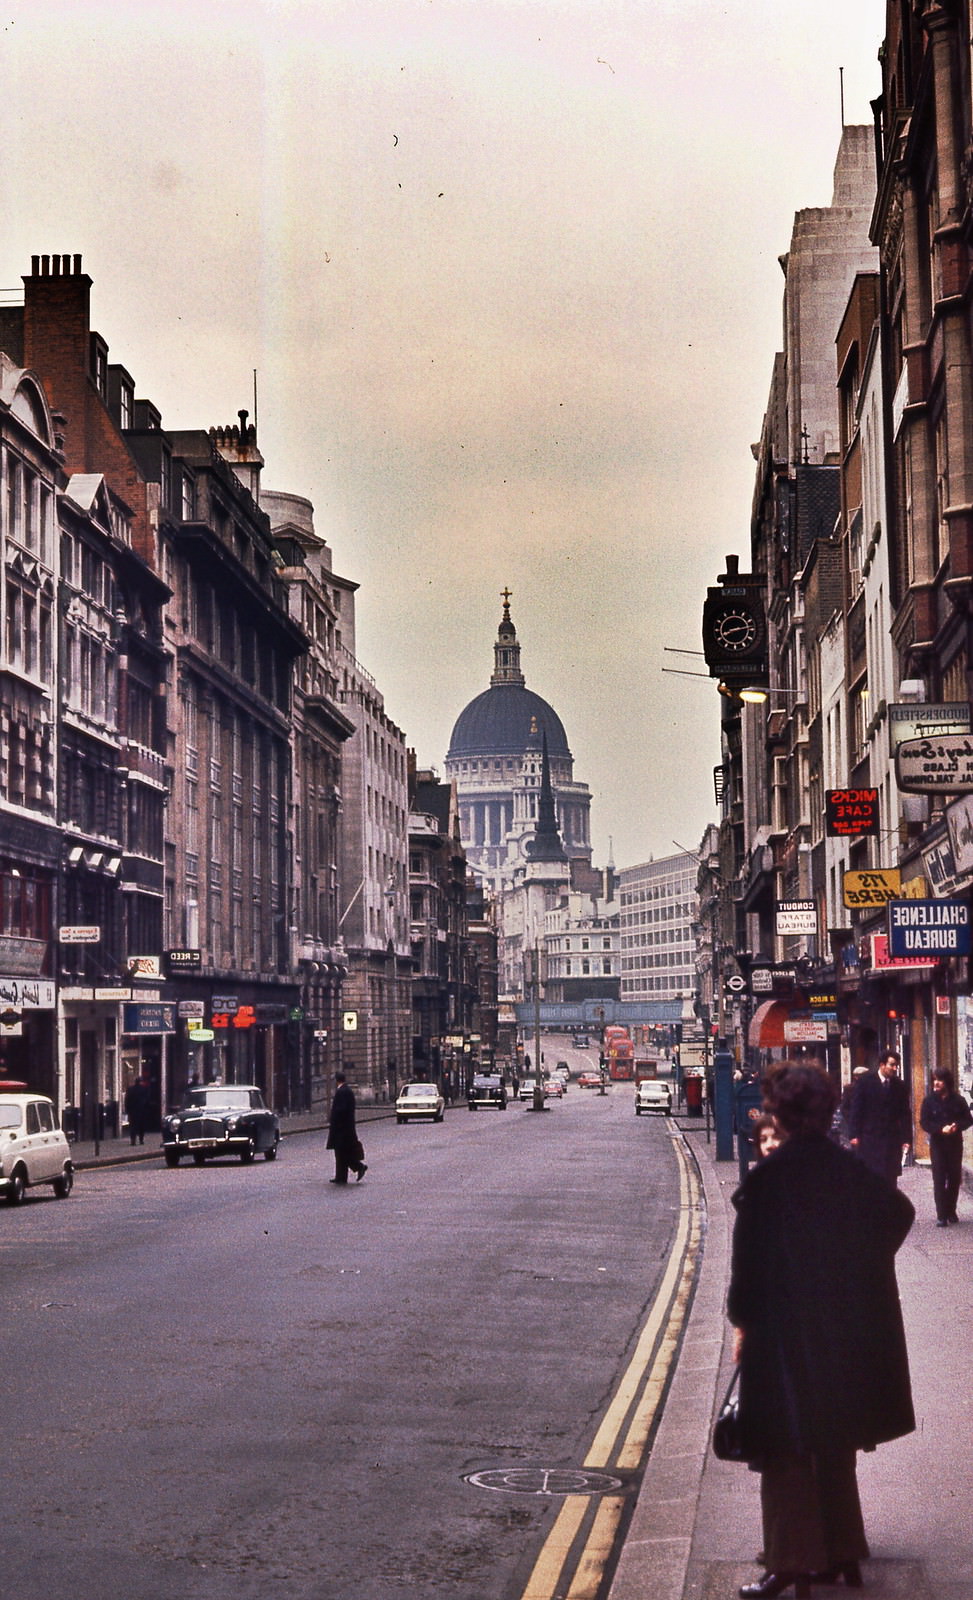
top-left (919, 1067), bottom-right (972, 1225)
top-left (727, 1063), bottom-right (915, 1599)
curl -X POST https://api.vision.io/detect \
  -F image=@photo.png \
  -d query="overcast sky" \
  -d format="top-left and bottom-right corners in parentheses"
top-left (1, 0), bottom-right (884, 870)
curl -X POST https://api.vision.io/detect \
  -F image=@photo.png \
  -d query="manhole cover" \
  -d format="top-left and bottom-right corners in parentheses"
top-left (463, 1467), bottom-right (623, 1496)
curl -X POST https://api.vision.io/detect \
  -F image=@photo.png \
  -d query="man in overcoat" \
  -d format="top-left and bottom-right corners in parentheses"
top-left (848, 1050), bottom-right (911, 1185)
top-left (327, 1071), bottom-right (367, 1184)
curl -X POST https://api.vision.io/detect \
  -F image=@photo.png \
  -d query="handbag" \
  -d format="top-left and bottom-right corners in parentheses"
top-left (712, 1367), bottom-right (745, 1462)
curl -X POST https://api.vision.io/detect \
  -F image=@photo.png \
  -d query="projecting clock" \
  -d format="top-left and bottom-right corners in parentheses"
top-left (711, 606), bottom-right (760, 652)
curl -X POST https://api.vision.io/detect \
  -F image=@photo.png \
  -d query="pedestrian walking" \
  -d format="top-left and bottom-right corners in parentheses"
top-left (919, 1067), bottom-right (972, 1226)
top-left (728, 1062), bottom-right (915, 1600)
top-left (327, 1071), bottom-right (367, 1185)
top-left (848, 1050), bottom-right (911, 1184)
top-left (124, 1072), bottom-right (151, 1146)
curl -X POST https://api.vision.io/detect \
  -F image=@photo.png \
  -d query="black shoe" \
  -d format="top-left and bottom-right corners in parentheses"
top-left (329, 1178), bottom-right (347, 1185)
top-left (739, 1575), bottom-right (811, 1600)
top-left (936, 1218), bottom-right (949, 1227)
top-left (356, 1164), bottom-right (368, 1182)
top-left (948, 1213), bottom-right (959, 1224)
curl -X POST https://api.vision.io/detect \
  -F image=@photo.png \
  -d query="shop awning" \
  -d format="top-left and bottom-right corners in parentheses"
top-left (748, 1000), bottom-right (792, 1048)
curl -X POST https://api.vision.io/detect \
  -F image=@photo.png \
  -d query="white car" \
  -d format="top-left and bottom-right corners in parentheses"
top-left (0, 1092), bottom-right (74, 1203)
top-left (635, 1078), bottom-right (672, 1116)
top-left (396, 1082), bottom-right (445, 1123)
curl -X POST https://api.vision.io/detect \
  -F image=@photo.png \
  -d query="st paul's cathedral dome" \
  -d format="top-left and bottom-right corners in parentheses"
top-left (445, 593), bottom-right (592, 885)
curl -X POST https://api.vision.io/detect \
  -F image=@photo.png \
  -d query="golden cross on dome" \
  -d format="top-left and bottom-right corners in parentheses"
top-left (501, 586), bottom-right (513, 613)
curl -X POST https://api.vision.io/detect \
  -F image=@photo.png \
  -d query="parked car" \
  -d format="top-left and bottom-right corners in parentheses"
top-left (162, 1085), bottom-right (280, 1166)
top-left (396, 1082), bottom-right (445, 1123)
top-left (635, 1078), bottom-right (672, 1116)
top-left (468, 1073), bottom-right (508, 1110)
top-left (0, 1092), bottom-right (74, 1203)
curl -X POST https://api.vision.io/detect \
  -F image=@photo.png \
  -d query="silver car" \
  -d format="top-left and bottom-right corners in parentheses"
top-left (395, 1082), bottom-right (445, 1123)
top-left (0, 1093), bottom-right (74, 1203)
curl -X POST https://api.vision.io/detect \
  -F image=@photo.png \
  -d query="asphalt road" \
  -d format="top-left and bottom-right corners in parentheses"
top-left (5, 1064), bottom-right (682, 1600)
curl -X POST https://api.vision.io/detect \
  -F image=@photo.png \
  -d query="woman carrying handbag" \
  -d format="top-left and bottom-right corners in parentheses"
top-left (725, 1064), bottom-right (915, 1600)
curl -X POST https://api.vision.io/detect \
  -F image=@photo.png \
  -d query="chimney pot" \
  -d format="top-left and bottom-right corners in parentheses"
top-left (31, 255), bottom-right (39, 274)
top-left (73, 254), bottom-right (82, 274)
top-left (41, 255), bottom-right (50, 275)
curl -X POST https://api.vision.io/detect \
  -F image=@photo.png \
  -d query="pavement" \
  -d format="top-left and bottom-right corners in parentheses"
top-left (71, 1104), bottom-right (972, 1600)
top-left (609, 1121), bottom-right (973, 1600)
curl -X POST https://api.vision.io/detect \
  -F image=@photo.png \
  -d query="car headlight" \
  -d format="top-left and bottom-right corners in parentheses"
top-left (226, 1116), bottom-right (239, 1130)
top-left (166, 1118), bottom-right (181, 1132)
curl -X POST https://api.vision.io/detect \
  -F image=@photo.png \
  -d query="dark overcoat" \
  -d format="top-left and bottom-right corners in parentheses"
top-left (847, 1070), bottom-right (911, 1182)
top-left (919, 1088), bottom-right (973, 1142)
top-left (727, 1132), bottom-right (915, 1466)
top-left (327, 1082), bottom-right (360, 1158)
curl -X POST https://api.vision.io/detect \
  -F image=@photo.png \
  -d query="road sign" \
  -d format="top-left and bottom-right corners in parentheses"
top-left (342, 1011), bottom-right (358, 1031)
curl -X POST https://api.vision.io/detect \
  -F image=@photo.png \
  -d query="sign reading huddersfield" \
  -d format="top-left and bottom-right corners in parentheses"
top-left (887, 897), bottom-right (971, 958)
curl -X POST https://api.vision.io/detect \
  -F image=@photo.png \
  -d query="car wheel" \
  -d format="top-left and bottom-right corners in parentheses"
top-left (264, 1140), bottom-right (278, 1161)
top-left (52, 1167), bottom-right (74, 1199)
top-left (240, 1139), bottom-right (255, 1164)
top-left (435, 1110), bottom-right (444, 1122)
top-left (7, 1166), bottom-right (27, 1205)
top-left (397, 1115), bottom-right (405, 1124)
top-left (192, 1151), bottom-right (207, 1166)
top-left (635, 1106), bottom-right (642, 1115)
top-left (164, 1149), bottom-right (181, 1168)
top-left (469, 1102), bottom-right (475, 1111)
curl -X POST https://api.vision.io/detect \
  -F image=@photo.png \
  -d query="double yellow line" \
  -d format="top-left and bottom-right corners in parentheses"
top-left (520, 1132), bottom-right (702, 1600)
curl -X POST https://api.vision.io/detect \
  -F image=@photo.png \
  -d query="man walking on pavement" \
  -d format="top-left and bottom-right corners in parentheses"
top-left (849, 1050), bottom-right (911, 1186)
top-left (326, 1070), bottom-right (367, 1185)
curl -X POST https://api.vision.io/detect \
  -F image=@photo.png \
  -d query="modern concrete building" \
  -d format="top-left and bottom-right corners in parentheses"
top-left (617, 851), bottom-right (698, 1005)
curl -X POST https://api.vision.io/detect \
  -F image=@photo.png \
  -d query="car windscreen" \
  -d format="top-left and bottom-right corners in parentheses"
top-left (185, 1090), bottom-right (255, 1109)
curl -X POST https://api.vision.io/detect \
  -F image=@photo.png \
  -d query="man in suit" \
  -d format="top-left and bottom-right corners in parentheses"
top-left (326, 1071), bottom-right (367, 1185)
top-left (849, 1051), bottom-right (912, 1186)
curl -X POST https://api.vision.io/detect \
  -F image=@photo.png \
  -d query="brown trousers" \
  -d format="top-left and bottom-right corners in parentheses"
top-left (760, 1449), bottom-right (869, 1573)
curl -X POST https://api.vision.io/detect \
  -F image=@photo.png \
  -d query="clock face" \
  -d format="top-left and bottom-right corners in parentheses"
top-left (711, 606), bottom-right (759, 652)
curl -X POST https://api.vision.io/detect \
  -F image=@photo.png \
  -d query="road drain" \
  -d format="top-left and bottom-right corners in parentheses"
top-left (463, 1467), bottom-right (623, 1496)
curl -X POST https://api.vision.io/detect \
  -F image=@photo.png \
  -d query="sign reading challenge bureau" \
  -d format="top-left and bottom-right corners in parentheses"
top-left (887, 898), bottom-right (971, 959)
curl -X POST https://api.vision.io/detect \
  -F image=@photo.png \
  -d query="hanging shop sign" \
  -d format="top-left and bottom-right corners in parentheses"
top-left (888, 702), bottom-right (970, 749)
top-left (946, 792), bottom-right (973, 879)
top-left (166, 949), bottom-right (202, 971)
top-left (775, 899), bottom-right (818, 936)
top-left (783, 1017), bottom-right (829, 1042)
top-left (895, 733), bottom-right (973, 794)
top-left (825, 790), bottom-right (880, 837)
top-left (843, 868), bottom-right (901, 908)
top-left (887, 897), bottom-right (971, 959)
top-left (59, 925), bottom-right (100, 943)
top-left (866, 933), bottom-right (939, 972)
top-left (122, 1002), bottom-right (177, 1035)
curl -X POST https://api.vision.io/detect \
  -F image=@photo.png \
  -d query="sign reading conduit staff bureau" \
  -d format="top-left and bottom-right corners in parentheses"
top-left (776, 899), bottom-right (817, 936)
top-left (887, 898), bottom-right (971, 958)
